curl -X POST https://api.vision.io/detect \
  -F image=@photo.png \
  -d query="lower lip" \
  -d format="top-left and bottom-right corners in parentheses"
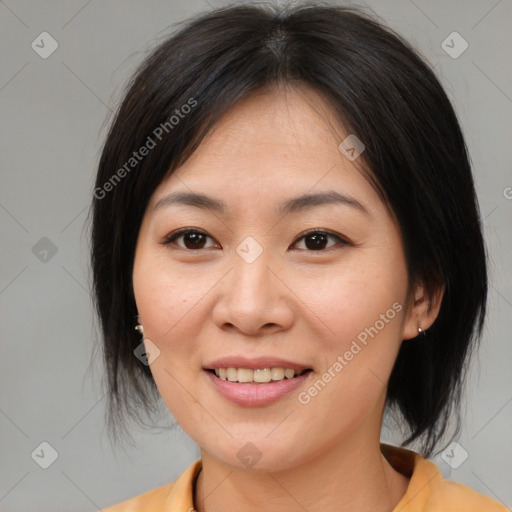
top-left (205, 370), bottom-right (312, 407)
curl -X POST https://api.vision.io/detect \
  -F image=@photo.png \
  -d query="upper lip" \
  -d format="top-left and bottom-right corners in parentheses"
top-left (204, 356), bottom-right (312, 372)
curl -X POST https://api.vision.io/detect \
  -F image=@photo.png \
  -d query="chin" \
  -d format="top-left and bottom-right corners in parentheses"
top-left (202, 436), bottom-right (310, 473)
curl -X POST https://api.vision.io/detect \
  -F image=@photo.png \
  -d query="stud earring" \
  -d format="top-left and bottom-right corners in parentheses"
top-left (135, 324), bottom-right (144, 335)
top-left (417, 322), bottom-right (427, 336)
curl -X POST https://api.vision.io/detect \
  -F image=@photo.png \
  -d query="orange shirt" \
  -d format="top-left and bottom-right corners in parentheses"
top-left (103, 444), bottom-right (508, 511)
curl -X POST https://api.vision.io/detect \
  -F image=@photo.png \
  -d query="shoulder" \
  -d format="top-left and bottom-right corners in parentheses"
top-left (426, 478), bottom-right (509, 512)
top-left (102, 482), bottom-right (176, 512)
top-left (102, 459), bottom-right (202, 512)
top-left (381, 444), bottom-right (508, 512)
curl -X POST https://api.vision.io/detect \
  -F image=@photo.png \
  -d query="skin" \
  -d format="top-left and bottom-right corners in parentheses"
top-left (132, 84), bottom-right (443, 512)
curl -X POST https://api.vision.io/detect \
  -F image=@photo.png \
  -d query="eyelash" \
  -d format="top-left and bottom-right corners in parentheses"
top-left (161, 228), bottom-right (350, 252)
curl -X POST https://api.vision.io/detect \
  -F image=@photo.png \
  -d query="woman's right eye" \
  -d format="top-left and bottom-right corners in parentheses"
top-left (162, 229), bottom-right (219, 250)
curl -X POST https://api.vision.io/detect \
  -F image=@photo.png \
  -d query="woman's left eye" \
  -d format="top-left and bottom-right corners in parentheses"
top-left (292, 230), bottom-right (347, 251)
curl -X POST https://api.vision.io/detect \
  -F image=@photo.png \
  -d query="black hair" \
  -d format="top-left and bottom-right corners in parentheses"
top-left (89, 1), bottom-right (487, 457)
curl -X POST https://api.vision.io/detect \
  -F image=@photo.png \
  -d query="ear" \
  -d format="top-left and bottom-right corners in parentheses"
top-left (402, 281), bottom-right (445, 340)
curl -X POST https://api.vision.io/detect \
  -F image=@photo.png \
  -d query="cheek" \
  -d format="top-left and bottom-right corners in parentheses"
top-left (302, 248), bottom-right (407, 345)
top-left (297, 247), bottom-right (407, 402)
top-left (132, 251), bottom-right (216, 359)
top-left (292, 278), bottom-right (406, 443)
top-left (322, 278), bottom-right (405, 347)
top-left (132, 254), bottom-right (210, 427)
top-left (132, 247), bottom-right (235, 426)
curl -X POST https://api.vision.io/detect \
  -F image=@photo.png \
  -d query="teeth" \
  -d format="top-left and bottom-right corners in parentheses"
top-left (213, 367), bottom-right (306, 383)
top-left (284, 368), bottom-right (295, 379)
top-left (238, 368), bottom-right (253, 383)
top-left (227, 367), bottom-right (238, 381)
top-left (270, 367), bottom-right (284, 380)
top-left (254, 368), bottom-right (271, 383)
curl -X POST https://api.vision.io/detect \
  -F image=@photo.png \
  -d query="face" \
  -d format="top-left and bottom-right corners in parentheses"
top-left (132, 86), bottom-right (417, 472)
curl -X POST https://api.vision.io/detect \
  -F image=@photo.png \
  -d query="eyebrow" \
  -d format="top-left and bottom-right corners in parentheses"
top-left (153, 190), bottom-right (370, 216)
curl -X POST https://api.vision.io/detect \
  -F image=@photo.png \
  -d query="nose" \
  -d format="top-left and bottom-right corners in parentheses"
top-left (211, 251), bottom-right (295, 336)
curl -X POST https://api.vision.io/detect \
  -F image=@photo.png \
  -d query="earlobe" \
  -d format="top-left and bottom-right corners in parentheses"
top-left (402, 282), bottom-right (445, 340)
top-left (135, 314), bottom-right (144, 336)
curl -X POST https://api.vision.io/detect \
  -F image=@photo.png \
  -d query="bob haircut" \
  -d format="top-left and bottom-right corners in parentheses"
top-left (89, 2), bottom-right (487, 457)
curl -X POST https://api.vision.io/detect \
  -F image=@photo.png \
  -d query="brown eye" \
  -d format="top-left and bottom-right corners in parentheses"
top-left (163, 229), bottom-right (218, 250)
top-left (292, 230), bottom-right (347, 251)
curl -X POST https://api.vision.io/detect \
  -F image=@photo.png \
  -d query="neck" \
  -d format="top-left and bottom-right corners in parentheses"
top-left (194, 425), bottom-right (409, 512)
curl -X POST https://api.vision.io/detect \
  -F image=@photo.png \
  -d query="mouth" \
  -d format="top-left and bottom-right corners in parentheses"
top-left (205, 367), bottom-right (313, 384)
top-left (204, 366), bottom-right (314, 406)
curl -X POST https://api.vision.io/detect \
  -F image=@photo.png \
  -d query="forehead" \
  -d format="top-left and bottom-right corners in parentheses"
top-left (182, 86), bottom-right (344, 170)
top-left (149, 85), bottom-right (382, 216)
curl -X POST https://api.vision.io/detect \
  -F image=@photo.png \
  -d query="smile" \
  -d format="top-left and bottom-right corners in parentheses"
top-left (207, 367), bottom-right (311, 383)
top-left (204, 368), bottom-right (313, 406)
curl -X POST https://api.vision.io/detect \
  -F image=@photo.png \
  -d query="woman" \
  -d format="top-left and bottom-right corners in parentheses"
top-left (91, 3), bottom-right (507, 511)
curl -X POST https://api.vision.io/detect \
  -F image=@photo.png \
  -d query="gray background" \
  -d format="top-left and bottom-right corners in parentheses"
top-left (1, 0), bottom-right (511, 510)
